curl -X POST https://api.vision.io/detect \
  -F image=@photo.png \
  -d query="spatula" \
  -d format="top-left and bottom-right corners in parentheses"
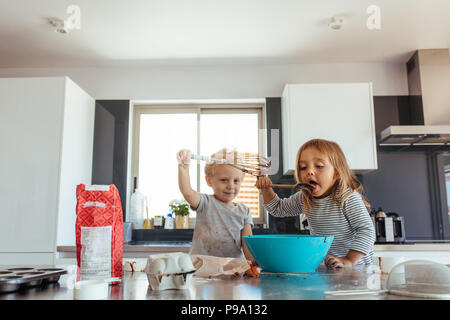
top-left (271, 183), bottom-right (314, 192)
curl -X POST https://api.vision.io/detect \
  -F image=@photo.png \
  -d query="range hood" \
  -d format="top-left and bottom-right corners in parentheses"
top-left (379, 49), bottom-right (450, 148)
top-left (379, 125), bottom-right (450, 146)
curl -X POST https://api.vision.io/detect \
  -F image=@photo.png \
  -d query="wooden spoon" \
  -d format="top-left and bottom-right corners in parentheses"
top-left (143, 197), bottom-right (152, 229)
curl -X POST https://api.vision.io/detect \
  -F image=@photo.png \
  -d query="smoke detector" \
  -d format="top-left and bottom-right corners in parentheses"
top-left (48, 18), bottom-right (69, 34)
top-left (328, 16), bottom-right (344, 30)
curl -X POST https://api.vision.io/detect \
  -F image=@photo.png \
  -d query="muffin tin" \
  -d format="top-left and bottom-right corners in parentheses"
top-left (0, 267), bottom-right (67, 294)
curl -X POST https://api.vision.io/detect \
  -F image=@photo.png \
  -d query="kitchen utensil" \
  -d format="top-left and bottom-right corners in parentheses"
top-left (190, 151), bottom-right (271, 177)
top-left (325, 260), bottom-right (450, 299)
top-left (324, 289), bottom-right (389, 296)
top-left (0, 266), bottom-right (67, 294)
top-left (242, 234), bottom-right (334, 273)
top-left (271, 183), bottom-right (314, 192)
top-left (143, 197), bottom-right (152, 229)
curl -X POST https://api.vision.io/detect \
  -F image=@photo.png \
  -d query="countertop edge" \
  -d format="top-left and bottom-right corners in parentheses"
top-left (374, 243), bottom-right (450, 251)
top-left (56, 243), bottom-right (450, 253)
top-left (57, 244), bottom-right (191, 252)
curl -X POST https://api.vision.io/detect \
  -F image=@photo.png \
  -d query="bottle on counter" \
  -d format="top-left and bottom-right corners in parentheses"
top-left (129, 189), bottom-right (145, 229)
top-left (153, 215), bottom-right (165, 229)
top-left (164, 213), bottom-right (174, 229)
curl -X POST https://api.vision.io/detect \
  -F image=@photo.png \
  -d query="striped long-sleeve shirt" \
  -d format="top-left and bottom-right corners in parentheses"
top-left (265, 190), bottom-right (375, 266)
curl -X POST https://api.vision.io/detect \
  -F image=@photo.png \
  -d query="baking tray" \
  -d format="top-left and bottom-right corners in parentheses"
top-left (0, 267), bottom-right (67, 294)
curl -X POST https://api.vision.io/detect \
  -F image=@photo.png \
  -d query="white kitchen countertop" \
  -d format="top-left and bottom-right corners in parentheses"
top-left (0, 265), bottom-right (414, 301)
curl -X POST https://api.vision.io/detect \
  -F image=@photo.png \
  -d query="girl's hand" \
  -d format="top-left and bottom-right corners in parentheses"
top-left (176, 149), bottom-right (191, 166)
top-left (324, 255), bottom-right (353, 269)
top-left (255, 176), bottom-right (273, 190)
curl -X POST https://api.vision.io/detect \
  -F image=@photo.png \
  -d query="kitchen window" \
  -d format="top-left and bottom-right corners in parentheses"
top-left (444, 153), bottom-right (450, 224)
top-left (132, 104), bottom-right (266, 226)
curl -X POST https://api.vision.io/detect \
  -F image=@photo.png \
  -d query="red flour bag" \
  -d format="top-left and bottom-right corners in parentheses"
top-left (76, 184), bottom-right (123, 282)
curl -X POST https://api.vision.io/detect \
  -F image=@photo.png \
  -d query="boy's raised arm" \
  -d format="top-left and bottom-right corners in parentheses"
top-left (177, 149), bottom-right (201, 209)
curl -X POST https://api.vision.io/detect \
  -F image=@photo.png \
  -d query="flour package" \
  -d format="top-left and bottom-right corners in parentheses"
top-left (76, 184), bottom-right (123, 282)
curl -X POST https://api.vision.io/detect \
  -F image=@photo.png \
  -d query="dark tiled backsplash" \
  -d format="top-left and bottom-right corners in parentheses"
top-left (267, 176), bottom-right (306, 235)
top-left (132, 229), bottom-right (193, 242)
top-left (130, 224), bottom-right (295, 242)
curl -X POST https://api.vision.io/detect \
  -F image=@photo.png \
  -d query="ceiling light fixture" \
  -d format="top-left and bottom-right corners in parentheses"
top-left (328, 16), bottom-right (344, 30)
top-left (48, 18), bottom-right (69, 34)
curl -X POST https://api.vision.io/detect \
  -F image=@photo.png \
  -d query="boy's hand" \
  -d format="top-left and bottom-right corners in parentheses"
top-left (255, 176), bottom-right (273, 190)
top-left (176, 149), bottom-right (191, 166)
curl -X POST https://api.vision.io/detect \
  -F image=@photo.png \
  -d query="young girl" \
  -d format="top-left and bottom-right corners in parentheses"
top-left (256, 139), bottom-right (375, 269)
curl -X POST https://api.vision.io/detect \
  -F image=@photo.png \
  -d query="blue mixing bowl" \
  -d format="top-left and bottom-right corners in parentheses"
top-left (243, 234), bottom-right (334, 273)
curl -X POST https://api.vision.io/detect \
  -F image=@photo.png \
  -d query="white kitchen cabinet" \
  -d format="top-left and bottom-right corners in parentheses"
top-left (0, 77), bottom-right (95, 265)
top-left (281, 83), bottom-right (377, 175)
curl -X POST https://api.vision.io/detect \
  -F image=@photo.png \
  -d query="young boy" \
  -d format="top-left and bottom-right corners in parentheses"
top-left (176, 148), bottom-right (255, 265)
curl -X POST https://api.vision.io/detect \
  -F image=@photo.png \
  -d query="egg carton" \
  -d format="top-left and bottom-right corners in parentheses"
top-left (0, 266), bottom-right (67, 294)
top-left (144, 252), bottom-right (196, 290)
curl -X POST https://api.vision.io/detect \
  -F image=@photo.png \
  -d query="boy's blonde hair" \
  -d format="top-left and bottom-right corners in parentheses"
top-left (294, 139), bottom-right (370, 213)
top-left (204, 148), bottom-right (244, 177)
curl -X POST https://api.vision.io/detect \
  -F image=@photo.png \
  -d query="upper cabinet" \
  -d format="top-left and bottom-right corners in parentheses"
top-left (281, 83), bottom-right (377, 175)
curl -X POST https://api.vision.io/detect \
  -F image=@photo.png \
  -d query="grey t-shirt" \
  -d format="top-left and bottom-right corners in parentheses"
top-left (190, 194), bottom-right (254, 258)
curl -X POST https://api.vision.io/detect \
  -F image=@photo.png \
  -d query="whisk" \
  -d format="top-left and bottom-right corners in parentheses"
top-left (190, 151), bottom-right (271, 177)
top-left (190, 152), bottom-right (313, 193)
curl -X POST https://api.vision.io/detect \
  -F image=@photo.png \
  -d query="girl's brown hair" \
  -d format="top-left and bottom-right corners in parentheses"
top-left (294, 139), bottom-right (370, 213)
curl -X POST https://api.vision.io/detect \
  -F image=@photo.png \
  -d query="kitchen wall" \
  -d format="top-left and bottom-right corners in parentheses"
top-left (416, 49), bottom-right (450, 125)
top-left (0, 62), bottom-right (407, 99)
top-left (362, 152), bottom-right (435, 240)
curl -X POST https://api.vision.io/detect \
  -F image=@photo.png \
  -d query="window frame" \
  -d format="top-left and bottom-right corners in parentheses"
top-left (131, 103), bottom-right (267, 226)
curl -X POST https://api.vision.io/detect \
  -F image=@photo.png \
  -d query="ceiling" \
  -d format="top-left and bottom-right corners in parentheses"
top-left (0, 0), bottom-right (449, 67)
